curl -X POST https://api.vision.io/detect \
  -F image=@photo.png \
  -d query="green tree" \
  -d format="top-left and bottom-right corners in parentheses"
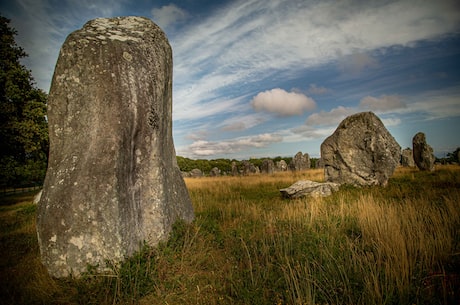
top-left (0, 15), bottom-right (48, 187)
top-left (444, 147), bottom-right (460, 164)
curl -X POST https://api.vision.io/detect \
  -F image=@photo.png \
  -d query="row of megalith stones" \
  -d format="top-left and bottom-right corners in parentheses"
top-left (184, 130), bottom-right (436, 178)
top-left (182, 151), bottom-right (315, 177)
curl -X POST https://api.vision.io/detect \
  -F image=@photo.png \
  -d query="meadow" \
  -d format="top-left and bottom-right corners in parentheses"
top-left (0, 166), bottom-right (459, 304)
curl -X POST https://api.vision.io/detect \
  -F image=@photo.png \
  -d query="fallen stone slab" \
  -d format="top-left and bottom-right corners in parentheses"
top-left (280, 180), bottom-right (340, 199)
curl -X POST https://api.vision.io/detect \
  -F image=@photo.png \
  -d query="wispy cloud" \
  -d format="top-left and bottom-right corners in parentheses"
top-left (4, 0), bottom-right (459, 159)
top-left (220, 113), bottom-right (267, 131)
top-left (404, 86), bottom-right (460, 120)
top-left (184, 133), bottom-right (283, 157)
top-left (151, 4), bottom-right (188, 29)
top-left (305, 106), bottom-right (357, 126)
top-left (170, 0), bottom-right (460, 122)
top-left (307, 84), bottom-right (330, 95)
top-left (337, 52), bottom-right (379, 76)
top-left (359, 95), bottom-right (406, 112)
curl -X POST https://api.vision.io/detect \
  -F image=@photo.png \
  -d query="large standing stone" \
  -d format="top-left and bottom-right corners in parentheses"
top-left (37, 17), bottom-right (194, 278)
top-left (401, 148), bottom-right (415, 167)
top-left (289, 152), bottom-right (310, 171)
top-left (412, 132), bottom-right (435, 171)
top-left (320, 112), bottom-right (401, 186)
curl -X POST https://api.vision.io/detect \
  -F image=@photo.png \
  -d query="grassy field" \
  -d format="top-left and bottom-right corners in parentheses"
top-left (0, 166), bottom-right (459, 304)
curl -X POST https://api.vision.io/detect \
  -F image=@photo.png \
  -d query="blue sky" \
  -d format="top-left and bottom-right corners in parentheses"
top-left (2, 0), bottom-right (460, 159)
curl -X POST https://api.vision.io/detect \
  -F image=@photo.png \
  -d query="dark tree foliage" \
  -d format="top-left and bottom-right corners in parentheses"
top-left (436, 147), bottom-right (460, 164)
top-left (0, 15), bottom-right (48, 187)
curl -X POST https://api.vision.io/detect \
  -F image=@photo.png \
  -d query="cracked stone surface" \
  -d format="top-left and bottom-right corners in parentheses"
top-left (320, 112), bottom-right (401, 187)
top-left (37, 17), bottom-right (194, 278)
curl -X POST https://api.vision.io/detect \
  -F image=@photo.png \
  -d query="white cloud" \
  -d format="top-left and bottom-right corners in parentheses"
top-left (151, 4), bottom-right (188, 29)
top-left (359, 95), bottom-right (406, 112)
top-left (305, 106), bottom-right (357, 126)
top-left (186, 133), bottom-right (283, 157)
top-left (251, 88), bottom-right (316, 116)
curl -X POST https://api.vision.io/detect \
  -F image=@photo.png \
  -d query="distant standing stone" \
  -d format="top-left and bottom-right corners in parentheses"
top-left (275, 160), bottom-right (288, 172)
top-left (320, 112), bottom-right (401, 186)
top-left (289, 152), bottom-right (310, 171)
top-left (260, 159), bottom-right (275, 174)
top-left (231, 161), bottom-right (239, 176)
top-left (209, 167), bottom-right (221, 177)
top-left (37, 17), bottom-right (194, 278)
top-left (401, 148), bottom-right (415, 167)
top-left (412, 132), bottom-right (435, 171)
top-left (190, 168), bottom-right (203, 178)
top-left (241, 160), bottom-right (258, 175)
top-left (315, 158), bottom-right (325, 169)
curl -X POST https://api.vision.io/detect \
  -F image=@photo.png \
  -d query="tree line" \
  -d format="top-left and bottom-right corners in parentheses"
top-left (0, 15), bottom-right (48, 189)
top-left (177, 156), bottom-right (297, 174)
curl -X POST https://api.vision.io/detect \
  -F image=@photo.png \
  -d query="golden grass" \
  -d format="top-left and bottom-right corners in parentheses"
top-left (1, 166), bottom-right (459, 304)
top-left (181, 166), bottom-right (460, 304)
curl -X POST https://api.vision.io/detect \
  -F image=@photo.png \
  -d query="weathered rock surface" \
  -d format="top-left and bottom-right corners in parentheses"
top-left (260, 159), bottom-right (275, 174)
top-left (241, 161), bottom-right (258, 175)
top-left (280, 180), bottom-right (340, 199)
top-left (412, 132), bottom-right (435, 171)
top-left (401, 148), bottom-right (415, 167)
top-left (289, 152), bottom-right (310, 171)
top-left (275, 160), bottom-right (288, 172)
top-left (320, 112), bottom-right (401, 186)
top-left (37, 17), bottom-right (194, 278)
top-left (190, 168), bottom-right (203, 178)
top-left (315, 158), bottom-right (325, 169)
top-left (209, 167), bottom-right (221, 177)
top-left (33, 190), bottom-right (42, 204)
top-left (231, 161), bottom-right (239, 176)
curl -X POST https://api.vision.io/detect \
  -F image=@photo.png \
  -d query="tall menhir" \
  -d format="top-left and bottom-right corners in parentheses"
top-left (37, 17), bottom-right (194, 278)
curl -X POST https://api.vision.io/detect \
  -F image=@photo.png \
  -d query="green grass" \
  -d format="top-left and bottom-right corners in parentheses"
top-left (0, 166), bottom-right (459, 304)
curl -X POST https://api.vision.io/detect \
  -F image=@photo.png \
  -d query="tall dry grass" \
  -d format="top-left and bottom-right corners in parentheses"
top-left (181, 167), bottom-right (460, 304)
top-left (1, 167), bottom-right (459, 304)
